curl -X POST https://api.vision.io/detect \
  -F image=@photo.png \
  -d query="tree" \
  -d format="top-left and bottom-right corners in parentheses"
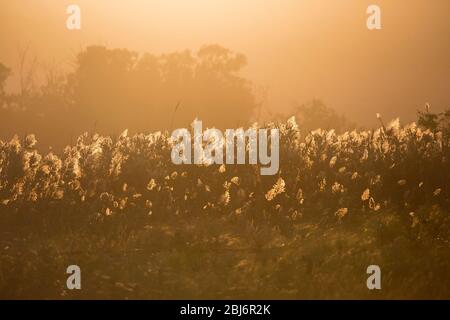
top-left (67, 45), bottom-right (257, 134)
top-left (0, 63), bottom-right (10, 103)
top-left (280, 99), bottom-right (355, 134)
top-left (0, 45), bottom-right (259, 149)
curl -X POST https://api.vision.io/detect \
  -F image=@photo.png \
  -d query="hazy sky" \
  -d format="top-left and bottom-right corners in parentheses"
top-left (1, 0), bottom-right (449, 125)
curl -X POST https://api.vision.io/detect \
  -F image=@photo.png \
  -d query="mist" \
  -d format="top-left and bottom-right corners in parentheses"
top-left (1, 0), bottom-right (449, 126)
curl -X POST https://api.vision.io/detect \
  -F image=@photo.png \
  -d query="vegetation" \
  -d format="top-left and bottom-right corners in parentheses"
top-left (0, 110), bottom-right (449, 299)
top-left (0, 45), bottom-right (257, 149)
top-left (276, 99), bottom-right (357, 135)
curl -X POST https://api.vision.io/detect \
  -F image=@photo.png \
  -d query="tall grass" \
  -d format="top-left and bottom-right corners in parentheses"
top-left (0, 115), bottom-right (449, 299)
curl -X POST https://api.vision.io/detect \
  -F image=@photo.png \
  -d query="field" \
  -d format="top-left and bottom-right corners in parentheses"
top-left (0, 116), bottom-right (449, 299)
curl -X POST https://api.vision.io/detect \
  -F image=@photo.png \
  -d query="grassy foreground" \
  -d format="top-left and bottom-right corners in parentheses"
top-left (1, 117), bottom-right (449, 299)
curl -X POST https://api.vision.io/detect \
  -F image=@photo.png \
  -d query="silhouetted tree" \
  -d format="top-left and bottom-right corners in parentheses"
top-left (0, 63), bottom-right (10, 105)
top-left (67, 45), bottom-right (257, 134)
top-left (0, 45), bottom-right (258, 149)
top-left (278, 99), bottom-right (355, 134)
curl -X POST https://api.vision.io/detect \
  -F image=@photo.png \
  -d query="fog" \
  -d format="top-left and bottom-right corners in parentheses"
top-left (1, 0), bottom-right (449, 125)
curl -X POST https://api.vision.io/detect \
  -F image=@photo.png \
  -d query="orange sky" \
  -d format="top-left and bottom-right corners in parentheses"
top-left (1, 0), bottom-right (449, 125)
